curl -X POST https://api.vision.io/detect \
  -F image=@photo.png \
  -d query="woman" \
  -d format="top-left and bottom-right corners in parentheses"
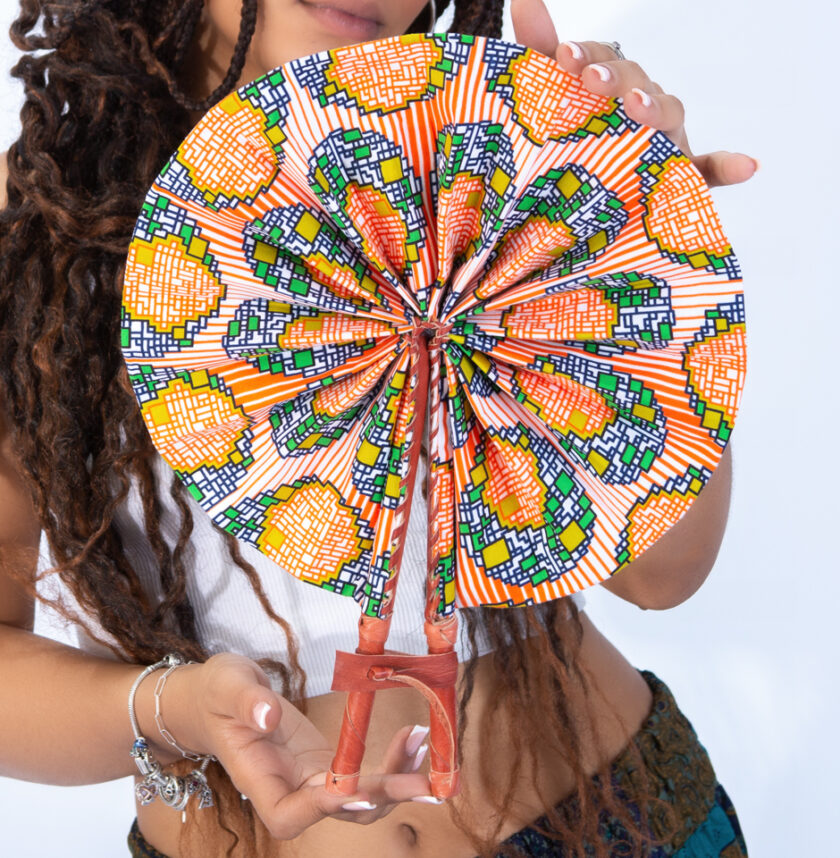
top-left (0, 0), bottom-right (757, 855)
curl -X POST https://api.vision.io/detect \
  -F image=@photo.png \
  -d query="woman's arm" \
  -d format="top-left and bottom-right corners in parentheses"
top-left (0, 387), bottom-right (175, 784)
top-left (0, 422), bottom-right (431, 832)
top-left (0, 366), bottom-right (428, 831)
top-left (598, 446), bottom-right (733, 610)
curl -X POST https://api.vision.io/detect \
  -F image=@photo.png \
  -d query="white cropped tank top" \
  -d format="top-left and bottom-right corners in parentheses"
top-left (36, 455), bottom-right (585, 698)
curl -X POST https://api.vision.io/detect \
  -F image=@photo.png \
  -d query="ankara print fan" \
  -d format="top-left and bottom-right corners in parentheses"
top-left (121, 33), bottom-right (746, 798)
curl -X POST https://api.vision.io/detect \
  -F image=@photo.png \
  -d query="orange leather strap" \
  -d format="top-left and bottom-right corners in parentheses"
top-left (331, 650), bottom-right (458, 692)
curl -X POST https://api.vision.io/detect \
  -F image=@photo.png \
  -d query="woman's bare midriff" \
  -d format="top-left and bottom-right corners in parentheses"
top-left (137, 609), bottom-right (653, 857)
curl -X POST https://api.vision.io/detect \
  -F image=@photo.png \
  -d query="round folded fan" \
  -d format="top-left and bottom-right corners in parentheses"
top-left (121, 33), bottom-right (746, 797)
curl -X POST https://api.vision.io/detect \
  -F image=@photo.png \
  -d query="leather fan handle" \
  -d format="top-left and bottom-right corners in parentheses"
top-left (325, 689), bottom-right (376, 796)
top-left (428, 682), bottom-right (459, 797)
top-left (325, 648), bottom-right (461, 797)
top-left (326, 615), bottom-right (390, 796)
top-left (425, 615), bottom-right (460, 798)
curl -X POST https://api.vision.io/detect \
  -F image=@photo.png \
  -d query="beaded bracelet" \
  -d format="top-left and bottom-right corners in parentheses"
top-left (127, 653), bottom-right (215, 816)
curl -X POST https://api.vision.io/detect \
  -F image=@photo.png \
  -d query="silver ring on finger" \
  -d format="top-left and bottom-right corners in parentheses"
top-left (602, 41), bottom-right (626, 61)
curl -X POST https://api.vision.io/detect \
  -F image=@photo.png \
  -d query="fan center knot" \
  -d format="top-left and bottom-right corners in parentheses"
top-left (412, 317), bottom-right (452, 349)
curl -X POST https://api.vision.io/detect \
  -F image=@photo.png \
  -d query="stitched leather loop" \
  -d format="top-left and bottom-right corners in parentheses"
top-left (332, 649), bottom-right (458, 692)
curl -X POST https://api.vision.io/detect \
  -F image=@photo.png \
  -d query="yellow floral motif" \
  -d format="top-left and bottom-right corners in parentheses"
top-left (477, 217), bottom-right (574, 299)
top-left (142, 375), bottom-right (247, 472)
top-left (324, 36), bottom-right (444, 113)
top-left (178, 93), bottom-right (279, 204)
top-left (437, 174), bottom-right (485, 273)
top-left (258, 481), bottom-right (368, 584)
top-left (474, 435), bottom-right (546, 530)
top-left (625, 485), bottom-right (699, 559)
top-left (505, 50), bottom-right (616, 144)
top-left (502, 290), bottom-right (618, 342)
top-left (683, 324), bottom-right (746, 432)
top-left (514, 369), bottom-right (613, 439)
top-left (345, 184), bottom-right (410, 272)
top-left (276, 313), bottom-right (394, 349)
top-left (124, 236), bottom-right (224, 334)
top-left (302, 257), bottom-right (381, 304)
top-left (644, 156), bottom-right (732, 263)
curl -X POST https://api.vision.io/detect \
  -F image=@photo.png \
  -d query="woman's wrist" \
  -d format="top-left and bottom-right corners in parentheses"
top-left (133, 659), bottom-right (210, 766)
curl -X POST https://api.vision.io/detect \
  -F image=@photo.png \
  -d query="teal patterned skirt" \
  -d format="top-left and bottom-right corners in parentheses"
top-left (128, 670), bottom-right (747, 858)
top-left (492, 670), bottom-right (748, 857)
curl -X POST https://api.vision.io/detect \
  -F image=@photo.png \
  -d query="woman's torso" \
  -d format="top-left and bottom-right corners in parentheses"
top-left (137, 610), bottom-right (653, 857)
top-left (33, 452), bottom-right (653, 856)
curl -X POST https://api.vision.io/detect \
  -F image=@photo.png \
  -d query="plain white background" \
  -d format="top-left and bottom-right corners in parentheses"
top-left (0, 1), bottom-right (836, 855)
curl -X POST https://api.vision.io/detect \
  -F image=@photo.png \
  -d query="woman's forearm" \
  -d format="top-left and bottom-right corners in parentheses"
top-left (599, 445), bottom-right (733, 610)
top-left (0, 622), bottom-right (194, 785)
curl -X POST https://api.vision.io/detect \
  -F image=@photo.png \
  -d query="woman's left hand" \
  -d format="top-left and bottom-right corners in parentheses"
top-left (510, 0), bottom-right (758, 189)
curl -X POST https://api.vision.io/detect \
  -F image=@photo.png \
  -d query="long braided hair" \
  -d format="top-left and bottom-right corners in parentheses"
top-left (0, 1), bottom-right (672, 855)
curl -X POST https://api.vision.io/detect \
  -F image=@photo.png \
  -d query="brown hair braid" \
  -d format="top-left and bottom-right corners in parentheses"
top-left (0, 1), bottom-right (672, 855)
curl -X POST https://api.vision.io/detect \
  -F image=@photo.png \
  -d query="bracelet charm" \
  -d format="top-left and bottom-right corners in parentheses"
top-left (127, 654), bottom-right (215, 814)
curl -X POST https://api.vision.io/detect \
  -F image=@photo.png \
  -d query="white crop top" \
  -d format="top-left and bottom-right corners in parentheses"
top-left (36, 454), bottom-right (585, 698)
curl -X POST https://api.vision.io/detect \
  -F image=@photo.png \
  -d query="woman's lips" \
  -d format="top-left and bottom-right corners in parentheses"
top-left (298, 1), bottom-right (382, 40)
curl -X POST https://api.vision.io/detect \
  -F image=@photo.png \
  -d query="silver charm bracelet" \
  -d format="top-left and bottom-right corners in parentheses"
top-left (127, 653), bottom-right (215, 815)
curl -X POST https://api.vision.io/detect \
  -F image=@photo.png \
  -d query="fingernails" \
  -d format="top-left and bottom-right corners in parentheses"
top-left (561, 41), bottom-right (584, 60)
top-left (405, 724), bottom-right (430, 757)
top-left (253, 701), bottom-right (271, 731)
top-left (411, 743), bottom-right (429, 772)
top-left (342, 800), bottom-right (377, 811)
top-left (411, 795), bottom-right (445, 804)
top-left (632, 87), bottom-right (652, 108)
top-left (589, 64), bottom-right (611, 83)
top-left (751, 158), bottom-right (761, 173)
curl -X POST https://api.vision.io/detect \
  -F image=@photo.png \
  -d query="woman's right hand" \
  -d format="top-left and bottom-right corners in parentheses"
top-left (169, 653), bottom-right (434, 839)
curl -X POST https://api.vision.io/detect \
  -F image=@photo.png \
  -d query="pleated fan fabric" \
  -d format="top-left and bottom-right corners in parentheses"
top-left (120, 34), bottom-right (746, 628)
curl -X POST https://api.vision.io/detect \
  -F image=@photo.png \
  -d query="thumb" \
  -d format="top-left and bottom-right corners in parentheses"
top-left (247, 693), bottom-right (282, 734)
top-left (692, 150), bottom-right (759, 189)
top-left (203, 654), bottom-right (283, 733)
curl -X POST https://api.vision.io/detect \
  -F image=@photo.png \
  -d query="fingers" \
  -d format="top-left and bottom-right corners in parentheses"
top-left (510, 0), bottom-right (559, 57)
top-left (690, 151), bottom-right (760, 189)
top-left (354, 769), bottom-right (437, 806)
top-left (246, 768), bottom-right (435, 838)
top-left (552, 43), bottom-right (688, 150)
top-left (622, 89), bottom-right (690, 152)
top-left (573, 56), bottom-right (657, 102)
top-left (244, 762), bottom-right (378, 839)
top-left (555, 40), bottom-right (638, 76)
top-left (380, 723), bottom-right (430, 775)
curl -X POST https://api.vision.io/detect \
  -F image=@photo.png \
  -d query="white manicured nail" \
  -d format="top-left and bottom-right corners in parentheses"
top-left (411, 743), bottom-right (429, 772)
top-left (562, 41), bottom-right (584, 60)
top-left (411, 795), bottom-right (445, 804)
top-left (405, 724), bottom-right (430, 757)
top-left (632, 87), bottom-right (652, 108)
top-left (342, 800), bottom-right (377, 811)
top-left (253, 702), bottom-right (271, 731)
top-left (590, 64), bottom-right (611, 82)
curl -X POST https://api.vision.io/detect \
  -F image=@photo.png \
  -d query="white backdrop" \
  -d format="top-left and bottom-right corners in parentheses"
top-left (1, 1), bottom-right (836, 856)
